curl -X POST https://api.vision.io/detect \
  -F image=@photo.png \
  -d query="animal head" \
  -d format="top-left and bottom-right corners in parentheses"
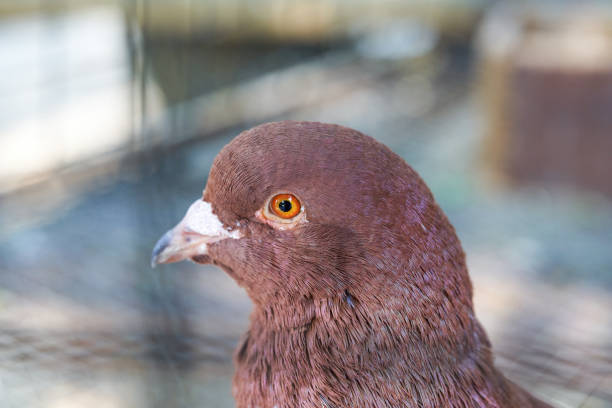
top-left (153, 121), bottom-right (472, 325)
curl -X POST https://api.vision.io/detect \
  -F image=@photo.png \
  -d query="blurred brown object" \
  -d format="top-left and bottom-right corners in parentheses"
top-left (478, 3), bottom-right (612, 197)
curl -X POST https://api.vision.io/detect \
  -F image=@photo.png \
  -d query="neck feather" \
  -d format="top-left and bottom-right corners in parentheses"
top-left (233, 293), bottom-right (510, 408)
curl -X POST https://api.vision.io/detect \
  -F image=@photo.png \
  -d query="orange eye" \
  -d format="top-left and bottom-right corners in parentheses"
top-left (270, 193), bottom-right (301, 219)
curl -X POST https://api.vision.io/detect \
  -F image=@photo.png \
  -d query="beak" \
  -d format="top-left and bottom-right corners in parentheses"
top-left (151, 199), bottom-right (241, 267)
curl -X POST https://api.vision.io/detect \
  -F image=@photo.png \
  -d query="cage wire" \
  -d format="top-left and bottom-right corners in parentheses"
top-left (0, 1), bottom-right (612, 407)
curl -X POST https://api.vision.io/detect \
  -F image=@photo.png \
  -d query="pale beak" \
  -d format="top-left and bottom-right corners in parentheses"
top-left (151, 199), bottom-right (241, 267)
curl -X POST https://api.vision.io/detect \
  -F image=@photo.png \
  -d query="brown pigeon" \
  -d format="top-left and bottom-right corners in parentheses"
top-left (152, 121), bottom-right (552, 408)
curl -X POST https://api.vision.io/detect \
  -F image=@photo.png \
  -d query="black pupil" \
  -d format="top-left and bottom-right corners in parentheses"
top-left (278, 200), bottom-right (292, 212)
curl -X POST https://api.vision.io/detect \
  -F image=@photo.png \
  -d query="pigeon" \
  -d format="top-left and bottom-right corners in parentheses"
top-left (152, 121), bottom-right (552, 408)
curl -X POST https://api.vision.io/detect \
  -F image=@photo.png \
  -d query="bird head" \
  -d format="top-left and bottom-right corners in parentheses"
top-left (152, 121), bottom-right (472, 328)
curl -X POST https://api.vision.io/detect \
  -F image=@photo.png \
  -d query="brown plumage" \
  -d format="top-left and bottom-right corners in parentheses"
top-left (152, 121), bottom-right (552, 408)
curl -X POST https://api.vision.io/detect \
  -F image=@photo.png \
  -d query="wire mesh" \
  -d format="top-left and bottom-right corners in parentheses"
top-left (0, 1), bottom-right (611, 407)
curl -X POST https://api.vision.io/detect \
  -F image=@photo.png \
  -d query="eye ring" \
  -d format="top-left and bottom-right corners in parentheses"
top-left (261, 193), bottom-right (305, 225)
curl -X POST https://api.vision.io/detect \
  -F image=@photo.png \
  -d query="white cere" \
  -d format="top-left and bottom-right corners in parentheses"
top-left (183, 200), bottom-right (242, 239)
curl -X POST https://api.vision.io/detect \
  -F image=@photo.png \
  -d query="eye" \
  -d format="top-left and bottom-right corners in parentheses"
top-left (259, 192), bottom-right (306, 228)
top-left (269, 193), bottom-right (301, 219)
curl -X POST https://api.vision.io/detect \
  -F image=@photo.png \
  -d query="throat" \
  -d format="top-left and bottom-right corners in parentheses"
top-left (232, 297), bottom-right (495, 407)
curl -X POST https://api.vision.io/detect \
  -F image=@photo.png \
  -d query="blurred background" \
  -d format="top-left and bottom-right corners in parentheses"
top-left (1, 0), bottom-right (611, 407)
